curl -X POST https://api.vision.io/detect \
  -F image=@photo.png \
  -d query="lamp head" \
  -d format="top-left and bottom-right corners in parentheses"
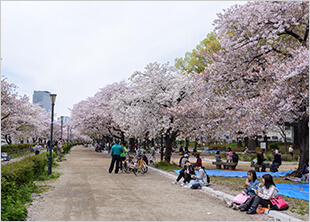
top-left (50, 94), bottom-right (57, 105)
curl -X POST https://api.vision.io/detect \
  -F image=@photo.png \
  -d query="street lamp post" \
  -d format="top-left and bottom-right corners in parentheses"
top-left (48, 94), bottom-right (57, 175)
top-left (60, 116), bottom-right (64, 140)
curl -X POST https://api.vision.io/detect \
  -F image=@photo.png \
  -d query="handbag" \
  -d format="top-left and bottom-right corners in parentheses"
top-left (233, 192), bottom-right (250, 204)
top-left (270, 195), bottom-right (289, 210)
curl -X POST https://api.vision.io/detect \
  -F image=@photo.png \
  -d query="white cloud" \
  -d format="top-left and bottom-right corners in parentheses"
top-left (1, 1), bottom-right (244, 116)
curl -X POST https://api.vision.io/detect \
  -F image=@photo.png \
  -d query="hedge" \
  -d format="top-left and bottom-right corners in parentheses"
top-left (1, 152), bottom-right (53, 221)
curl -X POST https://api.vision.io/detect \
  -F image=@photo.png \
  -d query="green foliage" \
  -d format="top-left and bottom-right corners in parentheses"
top-left (1, 143), bottom-right (36, 157)
top-left (174, 32), bottom-right (221, 74)
top-left (1, 153), bottom-right (50, 221)
top-left (269, 143), bottom-right (279, 150)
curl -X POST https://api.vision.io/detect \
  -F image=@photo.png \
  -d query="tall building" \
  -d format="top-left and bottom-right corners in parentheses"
top-left (33, 91), bottom-right (51, 112)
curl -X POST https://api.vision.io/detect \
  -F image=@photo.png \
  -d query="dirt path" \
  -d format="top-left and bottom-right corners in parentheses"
top-left (27, 146), bottom-right (274, 221)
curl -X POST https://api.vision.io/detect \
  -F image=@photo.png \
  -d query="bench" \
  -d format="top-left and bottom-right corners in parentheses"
top-left (212, 161), bottom-right (238, 170)
top-left (250, 164), bottom-right (279, 172)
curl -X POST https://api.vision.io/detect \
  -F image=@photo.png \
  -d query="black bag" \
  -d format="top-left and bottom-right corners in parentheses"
top-left (207, 174), bottom-right (210, 184)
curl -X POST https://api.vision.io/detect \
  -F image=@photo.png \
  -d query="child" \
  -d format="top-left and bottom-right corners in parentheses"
top-left (240, 174), bottom-right (278, 214)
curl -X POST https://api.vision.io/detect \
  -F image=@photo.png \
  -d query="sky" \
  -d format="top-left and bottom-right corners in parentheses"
top-left (1, 0), bottom-right (245, 117)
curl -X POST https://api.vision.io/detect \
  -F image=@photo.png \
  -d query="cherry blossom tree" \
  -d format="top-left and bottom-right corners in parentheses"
top-left (1, 76), bottom-right (51, 144)
top-left (177, 1), bottom-right (308, 168)
top-left (70, 82), bottom-right (127, 144)
top-left (112, 62), bottom-right (194, 162)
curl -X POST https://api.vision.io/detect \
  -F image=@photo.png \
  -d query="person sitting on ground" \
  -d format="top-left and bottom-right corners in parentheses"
top-left (188, 163), bottom-right (209, 189)
top-left (226, 170), bottom-right (260, 209)
top-left (172, 160), bottom-right (195, 186)
top-left (179, 153), bottom-right (189, 168)
top-left (33, 142), bottom-right (43, 155)
top-left (298, 159), bottom-right (309, 182)
top-left (195, 153), bottom-right (202, 167)
top-left (271, 150), bottom-right (281, 172)
top-left (239, 174), bottom-right (279, 214)
top-left (257, 150), bottom-right (266, 172)
top-left (215, 151), bottom-right (222, 162)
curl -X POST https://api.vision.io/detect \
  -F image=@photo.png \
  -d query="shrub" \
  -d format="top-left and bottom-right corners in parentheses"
top-left (1, 153), bottom-right (50, 221)
top-left (269, 143), bottom-right (279, 150)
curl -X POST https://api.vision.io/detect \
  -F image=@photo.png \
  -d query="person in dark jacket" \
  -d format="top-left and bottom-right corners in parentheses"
top-left (172, 160), bottom-right (195, 186)
top-left (257, 150), bottom-right (266, 172)
top-left (271, 150), bottom-right (281, 172)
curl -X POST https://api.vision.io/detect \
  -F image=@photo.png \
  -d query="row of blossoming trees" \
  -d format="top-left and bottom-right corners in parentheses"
top-left (71, 1), bottom-right (308, 168)
top-left (1, 77), bottom-right (88, 144)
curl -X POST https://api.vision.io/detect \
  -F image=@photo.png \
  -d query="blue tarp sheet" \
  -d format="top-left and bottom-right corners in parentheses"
top-left (201, 150), bottom-right (219, 153)
top-left (173, 170), bottom-right (294, 178)
top-left (172, 170), bottom-right (308, 200)
top-left (275, 184), bottom-right (309, 201)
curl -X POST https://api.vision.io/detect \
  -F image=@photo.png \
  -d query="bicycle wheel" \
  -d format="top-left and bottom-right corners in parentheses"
top-left (123, 158), bottom-right (133, 174)
top-left (140, 160), bottom-right (148, 174)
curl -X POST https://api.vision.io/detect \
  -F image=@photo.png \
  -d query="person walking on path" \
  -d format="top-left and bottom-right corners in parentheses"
top-left (288, 145), bottom-right (294, 157)
top-left (271, 150), bottom-right (282, 172)
top-left (57, 139), bottom-right (63, 162)
top-left (108, 141), bottom-right (123, 174)
top-left (33, 142), bottom-right (43, 155)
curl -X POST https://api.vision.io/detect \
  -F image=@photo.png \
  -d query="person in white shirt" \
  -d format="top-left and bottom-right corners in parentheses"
top-left (288, 145), bottom-right (294, 157)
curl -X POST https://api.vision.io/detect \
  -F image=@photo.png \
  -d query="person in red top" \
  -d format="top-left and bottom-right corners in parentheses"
top-left (195, 153), bottom-right (202, 167)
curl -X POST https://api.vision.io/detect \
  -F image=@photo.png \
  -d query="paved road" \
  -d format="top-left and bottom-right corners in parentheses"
top-left (26, 146), bottom-right (271, 221)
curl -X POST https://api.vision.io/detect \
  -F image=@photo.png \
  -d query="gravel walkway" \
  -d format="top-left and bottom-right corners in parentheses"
top-left (26, 145), bottom-right (275, 221)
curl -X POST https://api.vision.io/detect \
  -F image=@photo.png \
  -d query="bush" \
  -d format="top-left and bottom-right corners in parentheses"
top-left (1, 153), bottom-right (50, 221)
top-left (269, 143), bottom-right (279, 150)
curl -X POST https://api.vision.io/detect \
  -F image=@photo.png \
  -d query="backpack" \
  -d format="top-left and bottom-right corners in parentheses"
top-left (232, 152), bottom-right (239, 163)
top-left (201, 167), bottom-right (210, 184)
top-left (270, 195), bottom-right (289, 211)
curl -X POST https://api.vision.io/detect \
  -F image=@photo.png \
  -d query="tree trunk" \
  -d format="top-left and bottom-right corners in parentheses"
top-left (185, 138), bottom-right (189, 152)
top-left (129, 138), bottom-right (135, 152)
top-left (237, 137), bottom-right (242, 147)
top-left (244, 137), bottom-right (248, 148)
top-left (247, 137), bottom-right (257, 154)
top-left (293, 124), bottom-right (299, 148)
top-left (164, 131), bottom-right (177, 163)
top-left (160, 135), bottom-right (164, 161)
top-left (120, 131), bottom-right (125, 145)
top-left (297, 117), bottom-right (309, 171)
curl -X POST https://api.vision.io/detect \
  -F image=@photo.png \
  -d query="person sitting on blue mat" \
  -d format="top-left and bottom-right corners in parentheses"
top-left (172, 160), bottom-right (195, 186)
top-left (271, 150), bottom-right (281, 172)
top-left (226, 170), bottom-right (260, 209)
top-left (188, 163), bottom-right (209, 189)
top-left (299, 159), bottom-right (309, 182)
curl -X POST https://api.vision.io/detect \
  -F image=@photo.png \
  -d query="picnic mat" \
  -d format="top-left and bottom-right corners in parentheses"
top-left (173, 170), bottom-right (294, 178)
top-left (172, 170), bottom-right (308, 200)
top-left (275, 184), bottom-right (309, 201)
